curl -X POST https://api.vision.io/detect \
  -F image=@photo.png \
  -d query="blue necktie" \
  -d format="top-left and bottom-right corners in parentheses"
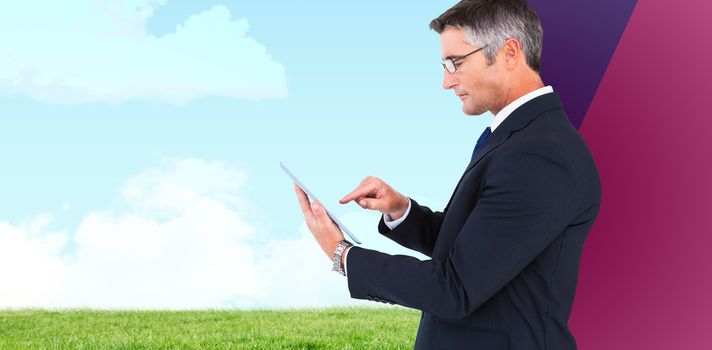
top-left (470, 127), bottom-right (491, 162)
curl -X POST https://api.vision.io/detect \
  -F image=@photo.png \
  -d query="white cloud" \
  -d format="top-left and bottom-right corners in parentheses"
top-left (1, 158), bottom-right (422, 309)
top-left (0, 1), bottom-right (287, 104)
top-left (0, 220), bottom-right (66, 308)
top-left (251, 227), bottom-right (366, 309)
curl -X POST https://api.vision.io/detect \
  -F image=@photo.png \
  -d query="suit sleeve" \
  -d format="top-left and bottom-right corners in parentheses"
top-left (377, 198), bottom-right (445, 257)
top-left (347, 142), bottom-right (577, 319)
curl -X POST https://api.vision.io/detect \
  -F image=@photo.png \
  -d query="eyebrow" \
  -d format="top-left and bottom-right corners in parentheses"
top-left (443, 54), bottom-right (464, 61)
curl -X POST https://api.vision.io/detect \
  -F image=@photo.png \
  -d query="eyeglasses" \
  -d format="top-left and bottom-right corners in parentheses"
top-left (442, 45), bottom-right (488, 74)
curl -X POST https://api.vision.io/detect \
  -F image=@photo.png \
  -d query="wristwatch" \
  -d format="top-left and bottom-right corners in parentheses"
top-left (332, 240), bottom-right (353, 276)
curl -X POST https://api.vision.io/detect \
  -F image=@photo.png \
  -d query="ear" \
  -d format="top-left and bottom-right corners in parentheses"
top-left (502, 38), bottom-right (523, 71)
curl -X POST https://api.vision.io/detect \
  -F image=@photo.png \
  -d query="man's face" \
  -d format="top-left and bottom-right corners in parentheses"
top-left (440, 28), bottom-right (504, 116)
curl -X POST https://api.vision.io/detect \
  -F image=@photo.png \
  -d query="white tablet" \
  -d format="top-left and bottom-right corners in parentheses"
top-left (280, 161), bottom-right (361, 244)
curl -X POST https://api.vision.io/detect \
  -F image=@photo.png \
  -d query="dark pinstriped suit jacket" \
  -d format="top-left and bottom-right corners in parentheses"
top-left (345, 92), bottom-right (601, 350)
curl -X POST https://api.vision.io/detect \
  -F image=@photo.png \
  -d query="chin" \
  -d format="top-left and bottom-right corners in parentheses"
top-left (462, 103), bottom-right (485, 116)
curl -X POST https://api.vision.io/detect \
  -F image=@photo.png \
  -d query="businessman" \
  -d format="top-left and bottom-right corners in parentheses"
top-left (293, 1), bottom-right (601, 349)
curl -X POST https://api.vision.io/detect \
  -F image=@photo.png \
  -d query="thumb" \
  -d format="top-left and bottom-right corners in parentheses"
top-left (358, 198), bottom-right (380, 211)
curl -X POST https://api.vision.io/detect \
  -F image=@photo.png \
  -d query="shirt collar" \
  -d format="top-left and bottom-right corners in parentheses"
top-left (491, 85), bottom-right (554, 132)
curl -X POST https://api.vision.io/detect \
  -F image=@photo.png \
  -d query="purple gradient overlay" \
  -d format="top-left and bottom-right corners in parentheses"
top-left (571, 0), bottom-right (712, 348)
top-left (529, 0), bottom-right (637, 128)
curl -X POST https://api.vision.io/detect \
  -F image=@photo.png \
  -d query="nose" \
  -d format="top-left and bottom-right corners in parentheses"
top-left (442, 70), bottom-right (458, 90)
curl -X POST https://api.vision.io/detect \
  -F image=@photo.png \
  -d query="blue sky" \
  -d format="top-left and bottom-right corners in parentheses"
top-left (0, 0), bottom-right (493, 308)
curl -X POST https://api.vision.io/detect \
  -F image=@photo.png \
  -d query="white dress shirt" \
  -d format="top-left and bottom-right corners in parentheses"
top-left (343, 85), bottom-right (554, 275)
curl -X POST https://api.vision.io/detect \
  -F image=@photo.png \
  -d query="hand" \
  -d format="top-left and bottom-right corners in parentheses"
top-left (293, 183), bottom-right (345, 259)
top-left (339, 176), bottom-right (409, 220)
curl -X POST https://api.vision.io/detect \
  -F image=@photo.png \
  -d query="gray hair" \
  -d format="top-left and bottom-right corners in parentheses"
top-left (430, 0), bottom-right (543, 73)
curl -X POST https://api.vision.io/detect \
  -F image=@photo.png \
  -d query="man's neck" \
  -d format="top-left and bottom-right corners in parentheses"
top-left (492, 76), bottom-right (545, 116)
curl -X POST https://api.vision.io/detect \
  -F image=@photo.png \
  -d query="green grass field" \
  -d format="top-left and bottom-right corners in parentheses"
top-left (0, 307), bottom-right (420, 349)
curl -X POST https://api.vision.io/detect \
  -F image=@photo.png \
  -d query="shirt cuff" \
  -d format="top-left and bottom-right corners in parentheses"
top-left (383, 198), bottom-right (411, 230)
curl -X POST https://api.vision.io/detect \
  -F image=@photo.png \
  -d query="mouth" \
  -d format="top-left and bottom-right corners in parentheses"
top-left (456, 93), bottom-right (468, 100)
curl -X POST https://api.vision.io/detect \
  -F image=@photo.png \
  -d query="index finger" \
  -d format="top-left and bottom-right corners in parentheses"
top-left (339, 182), bottom-right (376, 204)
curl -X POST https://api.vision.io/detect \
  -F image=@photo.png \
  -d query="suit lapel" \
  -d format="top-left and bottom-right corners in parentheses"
top-left (442, 93), bottom-right (564, 213)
